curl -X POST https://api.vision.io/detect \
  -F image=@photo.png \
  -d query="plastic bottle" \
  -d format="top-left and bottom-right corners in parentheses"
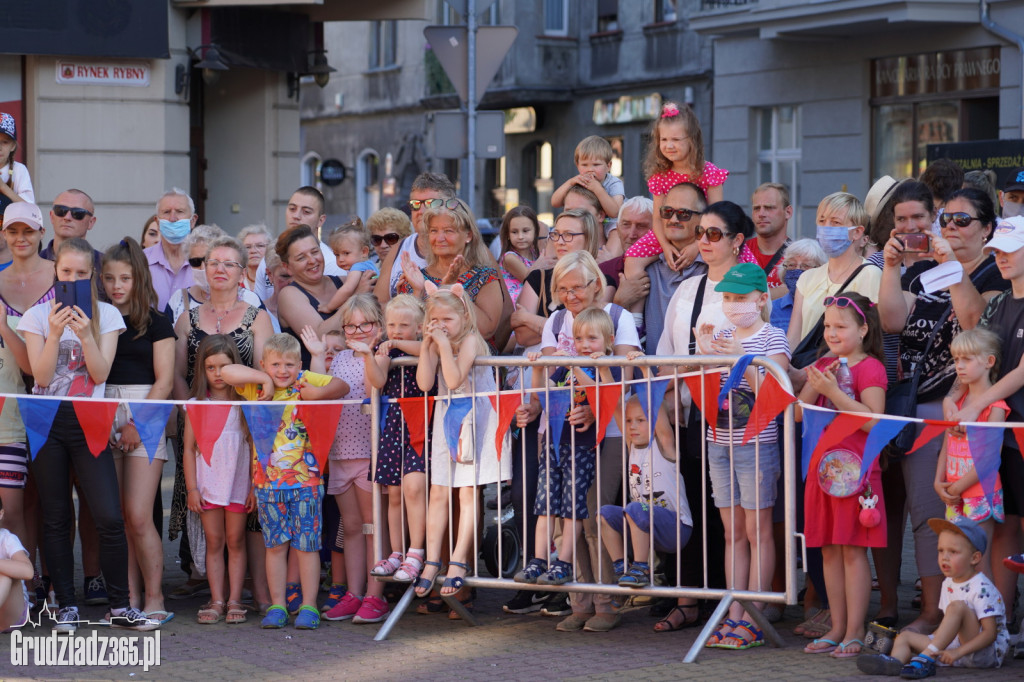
top-left (835, 357), bottom-right (855, 401)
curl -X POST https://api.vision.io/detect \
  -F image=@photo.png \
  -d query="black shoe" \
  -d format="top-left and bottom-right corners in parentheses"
top-left (540, 593), bottom-right (571, 617)
top-left (503, 590), bottom-right (547, 614)
top-left (84, 574), bottom-right (109, 606)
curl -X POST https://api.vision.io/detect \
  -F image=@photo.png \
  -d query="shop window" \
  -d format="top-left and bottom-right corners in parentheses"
top-left (356, 149), bottom-right (380, 221)
top-left (597, 0), bottom-right (618, 32)
top-left (369, 21), bottom-right (397, 70)
top-left (301, 152), bottom-right (322, 190)
top-left (544, 0), bottom-right (569, 36)
top-left (756, 106), bottom-right (802, 233)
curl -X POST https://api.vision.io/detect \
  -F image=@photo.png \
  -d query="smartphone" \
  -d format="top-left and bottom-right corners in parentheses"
top-left (899, 233), bottom-right (931, 253)
top-left (54, 280), bottom-right (93, 320)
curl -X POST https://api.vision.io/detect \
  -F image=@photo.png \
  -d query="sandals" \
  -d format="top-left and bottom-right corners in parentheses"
top-left (829, 638), bottom-right (863, 659)
top-left (446, 588), bottom-right (474, 620)
top-left (653, 604), bottom-right (700, 633)
top-left (414, 560), bottom-right (443, 598)
top-left (803, 637), bottom-right (839, 654)
top-left (197, 601), bottom-right (225, 625)
top-left (394, 551), bottom-right (425, 583)
top-left (226, 601), bottom-right (247, 625)
top-left (441, 561), bottom-right (470, 596)
top-left (900, 654), bottom-right (937, 679)
top-left (415, 594), bottom-right (448, 614)
top-left (719, 620), bottom-right (765, 650)
top-left (370, 552), bottom-right (404, 577)
top-left (795, 608), bottom-right (831, 639)
top-left (705, 618), bottom-right (738, 647)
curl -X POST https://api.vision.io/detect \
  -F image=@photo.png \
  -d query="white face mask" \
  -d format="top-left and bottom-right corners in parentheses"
top-left (722, 300), bottom-right (762, 329)
top-left (193, 268), bottom-right (210, 294)
top-left (1003, 201), bottom-right (1024, 219)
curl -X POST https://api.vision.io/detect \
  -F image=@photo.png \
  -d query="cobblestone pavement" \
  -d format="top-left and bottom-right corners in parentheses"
top-left (0, 478), bottom-right (1021, 681)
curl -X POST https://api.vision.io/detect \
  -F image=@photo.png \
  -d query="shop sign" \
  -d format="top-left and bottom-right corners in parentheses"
top-left (927, 140), bottom-right (1024, 188)
top-left (872, 47), bottom-right (1000, 99)
top-left (56, 61), bottom-right (150, 87)
top-left (320, 159), bottom-right (346, 187)
top-left (593, 93), bottom-right (661, 125)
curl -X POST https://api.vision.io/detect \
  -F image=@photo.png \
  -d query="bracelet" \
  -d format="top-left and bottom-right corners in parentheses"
top-left (127, 418), bottom-right (136, 428)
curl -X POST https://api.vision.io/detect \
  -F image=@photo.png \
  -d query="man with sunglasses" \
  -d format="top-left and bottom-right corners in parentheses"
top-left (748, 182), bottom-right (792, 296)
top-left (374, 172), bottom-right (456, 302)
top-left (40, 189), bottom-right (102, 271)
top-left (614, 182), bottom-right (708, 354)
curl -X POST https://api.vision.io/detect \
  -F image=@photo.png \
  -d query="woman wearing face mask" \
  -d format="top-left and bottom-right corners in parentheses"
top-left (770, 239), bottom-right (826, 334)
top-left (164, 226), bottom-right (263, 325)
top-left (786, 193), bottom-right (881, 354)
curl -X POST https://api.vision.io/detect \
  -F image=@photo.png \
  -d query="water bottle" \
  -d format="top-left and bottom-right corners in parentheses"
top-left (836, 357), bottom-right (855, 401)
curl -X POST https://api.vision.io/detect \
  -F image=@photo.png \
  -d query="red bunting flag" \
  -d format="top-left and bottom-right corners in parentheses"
top-left (909, 419), bottom-right (957, 455)
top-left (809, 412), bottom-right (873, 473)
top-left (72, 400), bottom-right (119, 457)
top-left (584, 383), bottom-right (623, 444)
top-left (682, 371), bottom-right (723, 438)
top-left (489, 393), bottom-right (520, 460)
top-left (741, 373), bottom-right (796, 444)
top-left (1013, 427), bottom-right (1024, 460)
top-left (186, 403), bottom-right (233, 466)
top-left (398, 396), bottom-right (435, 457)
top-left (296, 403), bottom-right (343, 469)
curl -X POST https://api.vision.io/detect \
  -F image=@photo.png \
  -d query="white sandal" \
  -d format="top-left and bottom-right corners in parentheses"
top-left (370, 551), bottom-right (403, 577)
top-left (393, 550), bottom-right (425, 582)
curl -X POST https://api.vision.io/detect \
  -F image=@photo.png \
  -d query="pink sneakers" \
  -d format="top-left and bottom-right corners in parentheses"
top-left (322, 591), bottom-right (362, 621)
top-left (352, 595), bottom-right (389, 624)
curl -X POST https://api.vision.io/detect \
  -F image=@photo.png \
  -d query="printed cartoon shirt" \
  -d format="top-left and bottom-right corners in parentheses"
top-left (945, 395), bottom-right (1007, 499)
top-left (240, 370), bottom-right (333, 489)
top-left (939, 572), bottom-right (1009, 664)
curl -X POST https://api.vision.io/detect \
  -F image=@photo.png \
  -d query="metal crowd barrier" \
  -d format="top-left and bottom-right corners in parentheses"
top-left (368, 354), bottom-right (798, 663)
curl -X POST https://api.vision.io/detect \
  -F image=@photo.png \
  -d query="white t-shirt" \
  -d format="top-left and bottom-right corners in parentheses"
top-left (628, 441), bottom-right (692, 526)
top-left (18, 300), bottom-right (125, 398)
top-left (0, 161), bottom-right (34, 202)
top-left (938, 571), bottom-right (1009, 665)
top-left (0, 528), bottom-right (31, 612)
top-left (254, 240), bottom-right (344, 303)
top-left (657, 275), bottom-right (729, 357)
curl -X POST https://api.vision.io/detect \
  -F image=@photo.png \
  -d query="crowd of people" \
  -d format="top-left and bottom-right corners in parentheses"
top-left (0, 104), bottom-right (1022, 675)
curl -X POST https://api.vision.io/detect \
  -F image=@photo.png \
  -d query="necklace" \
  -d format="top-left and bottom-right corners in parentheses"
top-left (211, 300), bottom-right (238, 334)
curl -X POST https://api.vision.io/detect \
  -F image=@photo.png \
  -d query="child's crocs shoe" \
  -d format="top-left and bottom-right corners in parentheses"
top-left (856, 653), bottom-right (904, 676)
top-left (900, 654), bottom-right (936, 679)
top-left (285, 582), bottom-right (302, 615)
top-left (294, 605), bottom-right (320, 630)
top-left (618, 561), bottom-right (651, 588)
top-left (321, 583), bottom-right (348, 613)
top-left (536, 560), bottom-right (573, 586)
top-left (352, 595), bottom-right (390, 624)
top-left (323, 591), bottom-right (362, 621)
top-left (514, 558), bottom-right (547, 584)
top-left (260, 605), bottom-right (288, 629)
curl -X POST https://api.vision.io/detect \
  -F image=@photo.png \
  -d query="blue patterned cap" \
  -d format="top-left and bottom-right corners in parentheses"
top-left (1003, 167), bottom-right (1024, 192)
top-left (928, 517), bottom-right (986, 555)
top-left (0, 113), bottom-right (14, 141)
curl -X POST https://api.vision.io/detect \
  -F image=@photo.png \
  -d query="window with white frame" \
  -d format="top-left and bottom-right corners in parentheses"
top-left (756, 106), bottom-right (802, 233)
top-left (438, 0), bottom-right (499, 24)
top-left (369, 20), bottom-right (397, 69)
top-left (543, 0), bottom-right (569, 36)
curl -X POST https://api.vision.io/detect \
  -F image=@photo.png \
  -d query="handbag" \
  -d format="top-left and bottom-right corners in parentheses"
top-left (791, 264), bottom-right (869, 369)
top-left (816, 448), bottom-right (866, 497)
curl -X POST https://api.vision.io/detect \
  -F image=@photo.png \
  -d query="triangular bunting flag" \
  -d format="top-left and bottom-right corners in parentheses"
top-left (808, 412), bottom-right (873, 477)
top-left (17, 396), bottom-right (61, 461)
top-left (126, 402), bottom-right (175, 464)
top-left (741, 373), bottom-right (796, 444)
top-left (544, 388), bottom-right (574, 459)
top-left (295, 403), bottom-right (344, 469)
top-left (683, 371), bottom-right (723, 439)
top-left (379, 397), bottom-right (390, 437)
top-left (489, 393), bottom-right (521, 461)
top-left (801, 408), bottom-right (835, 479)
top-left (185, 403), bottom-right (233, 466)
top-left (909, 420), bottom-right (955, 454)
top-left (397, 396), bottom-right (435, 457)
top-left (860, 415), bottom-right (909, 479)
top-left (718, 354), bottom-right (756, 410)
top-left (584, 383), bottom-right (622, 444)
top-left (241, 403), bottom-right (287, 469)
top-left (966, 424), bottom-right (1005, 511)
top-left (72, 400), bottom-right (118, 457)
top-left (1012, 427), bottom-right (1024, 459)
top-left (637, 378), bottom-right (670, 444)
top-left (443, 396), bottom-right (474, 462)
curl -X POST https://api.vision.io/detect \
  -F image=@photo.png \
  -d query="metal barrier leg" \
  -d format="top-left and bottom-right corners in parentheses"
top-left (737, 599), bottom-right (785, 648)
top-left (440, 582), bottom-right (479, 626)
top-left (373, 584), bottom-right (417, 642)
top-left (682, 594), bottom-right (734, 664)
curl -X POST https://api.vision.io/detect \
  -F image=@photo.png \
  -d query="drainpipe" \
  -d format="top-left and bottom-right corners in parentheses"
top-left (980, 0), bottom-right (1024, 134)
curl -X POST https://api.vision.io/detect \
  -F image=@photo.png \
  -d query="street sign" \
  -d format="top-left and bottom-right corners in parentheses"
top-left (434, 110), bottom-right (505, 159)
top-left (423, 25), bottom-right (517, 104)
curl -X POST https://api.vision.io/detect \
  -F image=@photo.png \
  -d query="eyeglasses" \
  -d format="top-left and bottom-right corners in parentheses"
top-left (555, 281), bottom-right (594, 298)
top-left (371, 232), bottom-right (401, 246)
top-left (939, 212), bottom-right (980, 229)
top-left (188, 256), bottom-right (205, 268)
top-left (695, 225), bottom-right (731, 242)
top-left (52, 205), bottom-right (93, 220)
top-left (343, 321), bottom-right (377, 335)
top-left (408, 198), bottom-right (460, 211)
top-left (245, 242), bottom-right (268, 251)
top-left (660, 206), bottom-right (702, 222)
top-left (549, 231), bottom-right (584, 243)
top-left (205, 259), bottom-right (243, 271)
top-left (824, 295), bottom-right (874, 322)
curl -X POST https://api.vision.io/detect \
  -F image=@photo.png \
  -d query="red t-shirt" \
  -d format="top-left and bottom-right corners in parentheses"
top-left (744, 239), bottom-right (786, 288)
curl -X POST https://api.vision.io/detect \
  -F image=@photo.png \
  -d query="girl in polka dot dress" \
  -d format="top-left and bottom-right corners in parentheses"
top-left (623, 102), bottom-right (731, 281)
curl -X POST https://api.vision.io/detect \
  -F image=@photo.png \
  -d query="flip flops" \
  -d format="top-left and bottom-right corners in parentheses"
top-left (830, 639), bottom-right (863, 658)
top-left (803, 637), bottom-right (839, 654)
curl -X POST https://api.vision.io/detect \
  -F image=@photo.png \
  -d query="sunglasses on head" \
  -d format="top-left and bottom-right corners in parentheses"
top-left (824, 295), bottom-right (874, 321)
top-left (188, 256), bottom-right (205, 268)
top-left (939, 212), bottom-right (979, 229)
top-left (371, 232), bottom-right (401, 246)
top-left (695, 225), bottom-right (730, 242)
top-left (659, 206), bottom-right (701, 222)
top-left (408, 198), bottom-right (460, 211)
top-left (52, 205), bottom-right (93, 221)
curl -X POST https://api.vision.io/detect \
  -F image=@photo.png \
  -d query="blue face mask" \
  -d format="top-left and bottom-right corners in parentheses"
top-left (159, 218), bottom-right (191, 244)
top-left (783, 268), bottom-right (803, 292)
top-left (816, 225), bottom-right (854, 258)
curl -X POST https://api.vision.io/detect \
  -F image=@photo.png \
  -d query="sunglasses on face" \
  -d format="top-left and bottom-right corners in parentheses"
top-left (695, 225), bottom-right (730, 242)
top-left (939, 212), bottom-right (979, 229)
top-left (371, 232), bottom-right (401, 246)
top-left (188, 256), bottom-right (205, 268)
top-left (659, 206), bottom-right (702, 222)
top-left (408, 198), bottom-right (460, 211)
top-left (52, 205), bottom-right (93, 221)
top-left (824, 295), bottom-right (873, 322)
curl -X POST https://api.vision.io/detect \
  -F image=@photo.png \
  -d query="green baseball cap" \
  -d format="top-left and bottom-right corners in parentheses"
top-left (715, 262), bottom-right (767, 294)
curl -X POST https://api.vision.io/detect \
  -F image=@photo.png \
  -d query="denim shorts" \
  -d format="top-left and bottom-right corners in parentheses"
top-left (707, 441), bottom-right (779, 510)
top-left (600, 502), bottom-right (692, 554)
top-left (533, 441), bottom-right (596, 520)
top-left (256, 484), bottom-right (324, 551)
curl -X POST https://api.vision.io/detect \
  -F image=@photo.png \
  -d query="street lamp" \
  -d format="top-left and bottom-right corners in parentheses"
top-left (308, 49), bottom-right (336, 88)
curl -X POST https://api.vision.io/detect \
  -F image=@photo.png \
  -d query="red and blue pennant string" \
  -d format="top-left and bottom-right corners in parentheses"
top-left (800, 408), bottom-right (834, 480)
top-left (584, 383), bottom-right (622, 444)
top-left (127, 402), bottom-right (175, 464)
top-left (742, 373), bottom-right (796, 445)
top-left (543, 388), bottom-right (574, 462)
top-left (295, 403), bottom-right (343, 469)
top-left (637, 377), bottom-right (671, 445)
top-left (859, 416), bottom-right (909, 479)
top-left (397, 396), bottom-right (434, 457)
top-left (240, 402), bottom-right (287, 469)
top-left (964, 424), bottom-right (1005, 512)
top-left (18, 396), bottom-right (61, 461)
top-left (442, 396), bottom-right (474, 462)
top-left (489, 392), bottom-right (521, 461)
top-left (72, 400), bottom-right (119, 457)
top-left (185, 403), bottom-right (233, 466)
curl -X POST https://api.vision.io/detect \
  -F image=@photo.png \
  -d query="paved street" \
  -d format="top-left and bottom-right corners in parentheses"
top-left (0, 476), bottom-right (1021, 681)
